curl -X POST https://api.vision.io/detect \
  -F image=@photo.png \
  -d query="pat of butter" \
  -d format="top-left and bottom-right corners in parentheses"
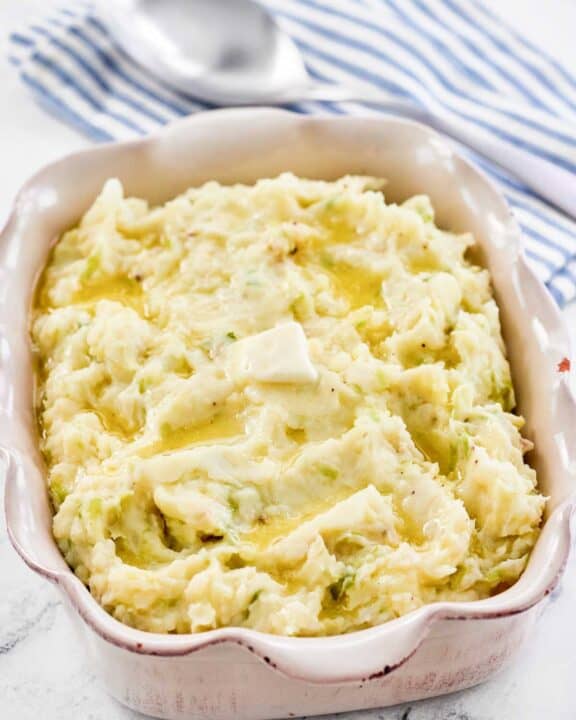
top-left (225, 322), bottom-right (318, 384)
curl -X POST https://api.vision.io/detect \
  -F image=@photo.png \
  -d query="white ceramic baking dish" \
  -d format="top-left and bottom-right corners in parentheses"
top-left (1, 109), bottom-right (575, 720)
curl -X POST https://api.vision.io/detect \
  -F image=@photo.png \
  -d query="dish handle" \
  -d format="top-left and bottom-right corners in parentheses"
top-left (2, 447), bottom-right (67, 580)
top-left (243, 611), bottom-right (436, 684)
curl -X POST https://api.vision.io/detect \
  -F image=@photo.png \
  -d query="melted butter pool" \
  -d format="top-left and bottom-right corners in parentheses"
top-left (242, 488), bottom-right (357, 551)
top-left (140, 404), bottom-right (246, 458)
top-left (94, 408), bottom-right (135, 440)
top-left (296, 219), bottom-right (384, 311)
top-left (36, 269), bottom-right (145, 316)
top-left (321, 261), bottom-right (384, 310)
top-left (72, 276), bottom-right (145, 315)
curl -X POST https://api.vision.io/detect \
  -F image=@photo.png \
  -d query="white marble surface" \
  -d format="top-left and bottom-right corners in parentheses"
top-left (0, 1), bottom-right (575, 719)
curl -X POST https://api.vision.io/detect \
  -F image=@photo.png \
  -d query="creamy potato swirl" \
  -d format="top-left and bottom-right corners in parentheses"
top-left (31, 174), bottom-right (545, 635)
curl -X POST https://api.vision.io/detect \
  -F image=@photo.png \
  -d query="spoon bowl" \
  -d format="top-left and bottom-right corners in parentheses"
top-left (99, 0), bottom-right (576, 218)
top-left (99, 0), bottom-right (312, 103)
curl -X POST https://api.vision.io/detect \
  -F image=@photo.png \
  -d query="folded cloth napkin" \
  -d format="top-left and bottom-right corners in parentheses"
top-left (9, 0), bottom-right (576, 306)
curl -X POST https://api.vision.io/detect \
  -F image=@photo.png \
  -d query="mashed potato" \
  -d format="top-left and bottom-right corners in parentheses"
top-left (31, 174), bottom-right (545, 636)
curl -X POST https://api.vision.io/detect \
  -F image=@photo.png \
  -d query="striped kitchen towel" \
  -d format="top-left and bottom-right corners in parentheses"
top-left (8, 0), bottom-right (576, 306)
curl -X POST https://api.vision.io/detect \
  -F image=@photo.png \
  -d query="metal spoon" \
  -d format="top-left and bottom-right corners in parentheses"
top-left (99, 0), bottom-right (576, 219)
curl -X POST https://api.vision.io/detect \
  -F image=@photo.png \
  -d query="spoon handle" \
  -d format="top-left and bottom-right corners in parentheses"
top-left (306, 84), bottom-right (576, 220)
